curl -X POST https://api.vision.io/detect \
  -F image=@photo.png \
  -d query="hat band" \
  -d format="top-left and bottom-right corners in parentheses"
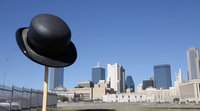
top-left (27, 38), bottom-right (66, 58)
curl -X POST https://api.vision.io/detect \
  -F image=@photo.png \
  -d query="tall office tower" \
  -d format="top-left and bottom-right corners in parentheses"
top-left (125, 76), bottom-right (135, 92)
top-left (49, 68), bottom-right (64, 90)
top-left (92, 62), bottom-right (105, 84)
top-left (142, 80), bottom-right (154, 90)
top-left (154, 64), bottom-right (172, 89)
top-left (174, 68), bottom-right (183, 89)
top-left (107, 63), bottom-right (125, 93)
top-left (187, 47), bottom-right (200, 81)
top-left (136, 84), bottom-right (143, 92)
top-left (150, 77), bottom-right (155, 87)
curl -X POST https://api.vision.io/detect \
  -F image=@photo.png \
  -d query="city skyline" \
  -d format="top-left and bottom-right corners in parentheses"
top-left (0, 1), bottom-right (199, 90)
top-left (76, 62), bottom-right (186, 91)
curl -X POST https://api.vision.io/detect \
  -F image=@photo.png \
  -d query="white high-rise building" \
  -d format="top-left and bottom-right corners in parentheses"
top-left (107, 63), bottom-right (125, 93)
top-left (174, 68), bottom-right (183, 89)
top-left (136, 84), bottom-right (143, 92)
top-left (187, 47), bottom-right (200, 81)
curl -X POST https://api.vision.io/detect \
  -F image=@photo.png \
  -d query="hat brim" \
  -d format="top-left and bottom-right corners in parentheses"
top-left (16, 28), bottom-right (77, 68)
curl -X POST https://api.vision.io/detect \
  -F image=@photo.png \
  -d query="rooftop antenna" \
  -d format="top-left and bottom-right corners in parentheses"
top-left (98, 61), bottom-right (100, 66)
top-left (179, 65), bottom-right (181, 73)
top-left (175, 71), bottom-right (177, 77)
top-left (179, 67), bottom-right (181, 74)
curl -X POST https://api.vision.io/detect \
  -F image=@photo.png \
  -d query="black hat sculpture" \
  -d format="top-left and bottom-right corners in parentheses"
top-left (16, 14), bottom-right (77, 67)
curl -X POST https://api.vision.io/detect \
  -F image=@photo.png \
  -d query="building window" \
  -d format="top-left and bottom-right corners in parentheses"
top-left (135, 96), bottom-right (137, 98)
top-left (122, 95), bottom-right (124, 98)
top-left (128, 100), bottom-right (130, 102)
top-left (128, 95), bottom-right (130, 98)
top-left (116, 96), bottom-right (118, 98)
top-left (140, 96), bottom-right (142, 98)
top-left (116, 100), bottom-right (118, 102)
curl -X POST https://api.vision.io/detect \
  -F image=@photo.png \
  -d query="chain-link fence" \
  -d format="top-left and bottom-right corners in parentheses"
top-left (0, 84), bottom-right (57, 110)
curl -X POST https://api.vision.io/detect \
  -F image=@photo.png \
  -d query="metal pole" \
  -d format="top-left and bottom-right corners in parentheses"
top-left (42, 66), bottom-right (49, 111)
top-left (2, 58), bottom-right (9, 90)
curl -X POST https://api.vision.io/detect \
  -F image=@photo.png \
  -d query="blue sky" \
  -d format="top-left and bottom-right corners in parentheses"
top-left (0, 0), bottom-right (200, 90)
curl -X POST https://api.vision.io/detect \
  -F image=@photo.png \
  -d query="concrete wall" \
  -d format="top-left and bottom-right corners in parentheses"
top-left (93, 87), bottom-right (106, 100)
top-left (68, 88), bottom-right (93, 100)
top-left (103, 93), bottom-right (155, 103)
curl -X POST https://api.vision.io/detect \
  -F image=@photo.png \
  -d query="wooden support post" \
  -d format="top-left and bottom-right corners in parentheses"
top-left (42, 66), bottom-right (49, 111)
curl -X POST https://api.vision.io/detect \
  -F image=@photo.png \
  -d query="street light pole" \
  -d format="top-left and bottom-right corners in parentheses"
top-left (3, 58), bottom-right (9, 88)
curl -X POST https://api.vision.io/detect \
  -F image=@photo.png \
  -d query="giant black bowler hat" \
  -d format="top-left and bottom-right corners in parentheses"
top-left (16, 14), bottom-right (77, 67)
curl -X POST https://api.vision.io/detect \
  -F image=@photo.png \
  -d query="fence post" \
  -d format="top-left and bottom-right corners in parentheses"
top-left (21, 87), bottom-right (24, 110)
top-left (10, 85), bottom-right (14, 110)
top-left (11, 85), bottom-right (14, 101)
top-left (30, 88), bottom-right (32, 110)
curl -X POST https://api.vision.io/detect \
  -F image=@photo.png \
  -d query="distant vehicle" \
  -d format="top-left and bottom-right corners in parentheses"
top-left (0, 98), bottom-right (21, 111)
top-left (180, 101), bottom-right (186, 104)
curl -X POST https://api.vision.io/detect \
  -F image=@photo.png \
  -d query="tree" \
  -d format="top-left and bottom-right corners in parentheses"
top-left (75, 93), bottom-right (83, 101)
top-left (58, 95), bottom-right (68, 102)
top-left (57, 95), bottom-right (62, 101)
top-left (173, 98), bottom-right (180, 103)
top-left (61, 96), bottom-right (68, 102)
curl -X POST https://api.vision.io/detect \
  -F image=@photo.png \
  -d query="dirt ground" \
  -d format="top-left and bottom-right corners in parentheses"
top-left (56, 102), bottom-right (200, 111)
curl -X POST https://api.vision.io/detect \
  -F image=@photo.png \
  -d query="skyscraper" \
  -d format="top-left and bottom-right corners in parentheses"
top-left (154, 64), bottom-right (172, 89)
top-left (49, 68), bottom-right (64, 90)
top-left (174, 68), bottom-right (183, 89)
top-left (187, 47), bottom-right (200, 81)
top-left (150, 77), bottom-right (155, 87)
top-left (125, 76), bottom-right (135, 92)
top-left (142, 80), bottom-right (154, 90)
top-left (92, 62), bottom-right (105, 84)
top-left (107, 63), bottom-right (125, 93)
top-left (136, 84), bottom-right (143, 92)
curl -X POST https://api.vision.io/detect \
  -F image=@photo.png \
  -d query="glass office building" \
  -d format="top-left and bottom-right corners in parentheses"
top-left (187, 47), bottom-right (200, 80)
top-left (154, 64), bottom-right (172, 89)
top-left (92, 62), bottom-right (105, 84)
top-left (49, 68), bottom-right (64, 90)
top-left (142, 80), bottom-right (154, 90)
top-left (125, 76), bottom-right (135, 92)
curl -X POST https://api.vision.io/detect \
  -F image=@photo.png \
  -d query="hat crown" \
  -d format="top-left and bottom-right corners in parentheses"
top-left (28, 14), bottom-right (71, 55)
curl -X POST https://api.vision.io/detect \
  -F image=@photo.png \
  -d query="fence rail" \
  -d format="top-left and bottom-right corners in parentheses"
top-left (0, 84), bottom-right (57, 110)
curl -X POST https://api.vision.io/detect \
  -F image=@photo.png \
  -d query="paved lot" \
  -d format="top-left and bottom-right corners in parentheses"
top-left (57, 102), bottom-right (200, 111)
